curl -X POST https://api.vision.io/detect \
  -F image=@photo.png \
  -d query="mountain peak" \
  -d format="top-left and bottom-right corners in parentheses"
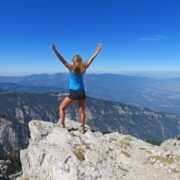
top-left (18, 119), bottom-right (180, 180)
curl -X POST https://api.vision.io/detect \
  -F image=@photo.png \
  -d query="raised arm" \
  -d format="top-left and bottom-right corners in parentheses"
top-left (52, 43), bottom-right (72, 69)
top-left (84, 43), bottom-right (102, 69)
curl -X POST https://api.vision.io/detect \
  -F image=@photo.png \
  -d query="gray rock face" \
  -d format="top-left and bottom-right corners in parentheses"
top-left (0, 118), bottom-right (19, 153)
top-left (19, 119), bottom-right (180, 180)
top-left (0, 117), bottom-right (29, 154)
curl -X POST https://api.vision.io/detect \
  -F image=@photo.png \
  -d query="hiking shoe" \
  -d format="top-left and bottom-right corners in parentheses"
top-left (78, 125), bottom-right (86, 134)
top-left (54, 121), bottom-right (65, 128)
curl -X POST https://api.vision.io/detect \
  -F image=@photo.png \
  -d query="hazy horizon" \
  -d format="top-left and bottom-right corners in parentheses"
top-left (1, 70), bottom-right (180, 79)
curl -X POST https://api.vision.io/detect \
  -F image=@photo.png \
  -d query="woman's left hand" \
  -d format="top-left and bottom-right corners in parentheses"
top-left (96, 43), bottom-right (102, 52)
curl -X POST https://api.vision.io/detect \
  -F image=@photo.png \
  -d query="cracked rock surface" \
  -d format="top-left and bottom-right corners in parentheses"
top-left (17, 119), bottom-right (180, 180)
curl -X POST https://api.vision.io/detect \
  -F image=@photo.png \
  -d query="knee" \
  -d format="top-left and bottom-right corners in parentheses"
top-left (60, 104), bottom-right (65, 111)
top-left (79, 106), bottom-right (85, 113)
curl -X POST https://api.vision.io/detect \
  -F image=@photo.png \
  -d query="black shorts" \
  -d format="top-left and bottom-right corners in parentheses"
top-left (68, 89), bottom-right (86, 100)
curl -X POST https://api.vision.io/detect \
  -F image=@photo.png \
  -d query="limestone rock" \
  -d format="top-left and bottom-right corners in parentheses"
top-left (19, 118), bottom-right (180, 180)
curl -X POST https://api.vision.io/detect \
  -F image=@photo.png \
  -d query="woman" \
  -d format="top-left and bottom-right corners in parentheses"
top-left (52, 43), bottom-right (102, 133)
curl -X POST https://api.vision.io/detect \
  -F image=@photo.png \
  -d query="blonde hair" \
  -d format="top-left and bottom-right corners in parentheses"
top-left (72, 55), bottom-right (85, 74)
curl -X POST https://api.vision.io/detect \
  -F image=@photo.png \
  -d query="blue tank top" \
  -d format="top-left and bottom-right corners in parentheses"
top-left (69, 69), bottom-right (85, 90)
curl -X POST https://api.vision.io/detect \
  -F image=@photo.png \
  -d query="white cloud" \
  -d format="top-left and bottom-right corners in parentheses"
top-left (138, 34), bottom-right (167, 41)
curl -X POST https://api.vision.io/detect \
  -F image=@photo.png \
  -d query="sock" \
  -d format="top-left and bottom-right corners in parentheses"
top-left (59, 119), bottom-right (64, 124)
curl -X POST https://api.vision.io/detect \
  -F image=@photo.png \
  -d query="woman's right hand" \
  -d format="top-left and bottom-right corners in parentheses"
top-left (96, 43), bottom-right (102, 52)
top-left (52, 43), bottom-right (56, 51)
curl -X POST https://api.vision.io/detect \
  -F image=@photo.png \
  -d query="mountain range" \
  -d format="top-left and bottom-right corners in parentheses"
top-left (0, 73), bottom-right (180, 114)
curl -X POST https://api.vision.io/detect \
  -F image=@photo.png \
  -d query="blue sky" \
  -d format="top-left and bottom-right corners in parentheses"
top-left (0, 0), bottom-right (180, 76)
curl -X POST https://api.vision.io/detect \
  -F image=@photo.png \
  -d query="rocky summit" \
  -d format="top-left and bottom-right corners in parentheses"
top-left (17, 119), bottom-right (180, 180)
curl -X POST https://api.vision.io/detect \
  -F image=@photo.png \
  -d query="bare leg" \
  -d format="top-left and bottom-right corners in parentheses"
top-left (59, 97), bottom-right (73, 124)
top-left (78, 99), bottom-right (86, 127)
